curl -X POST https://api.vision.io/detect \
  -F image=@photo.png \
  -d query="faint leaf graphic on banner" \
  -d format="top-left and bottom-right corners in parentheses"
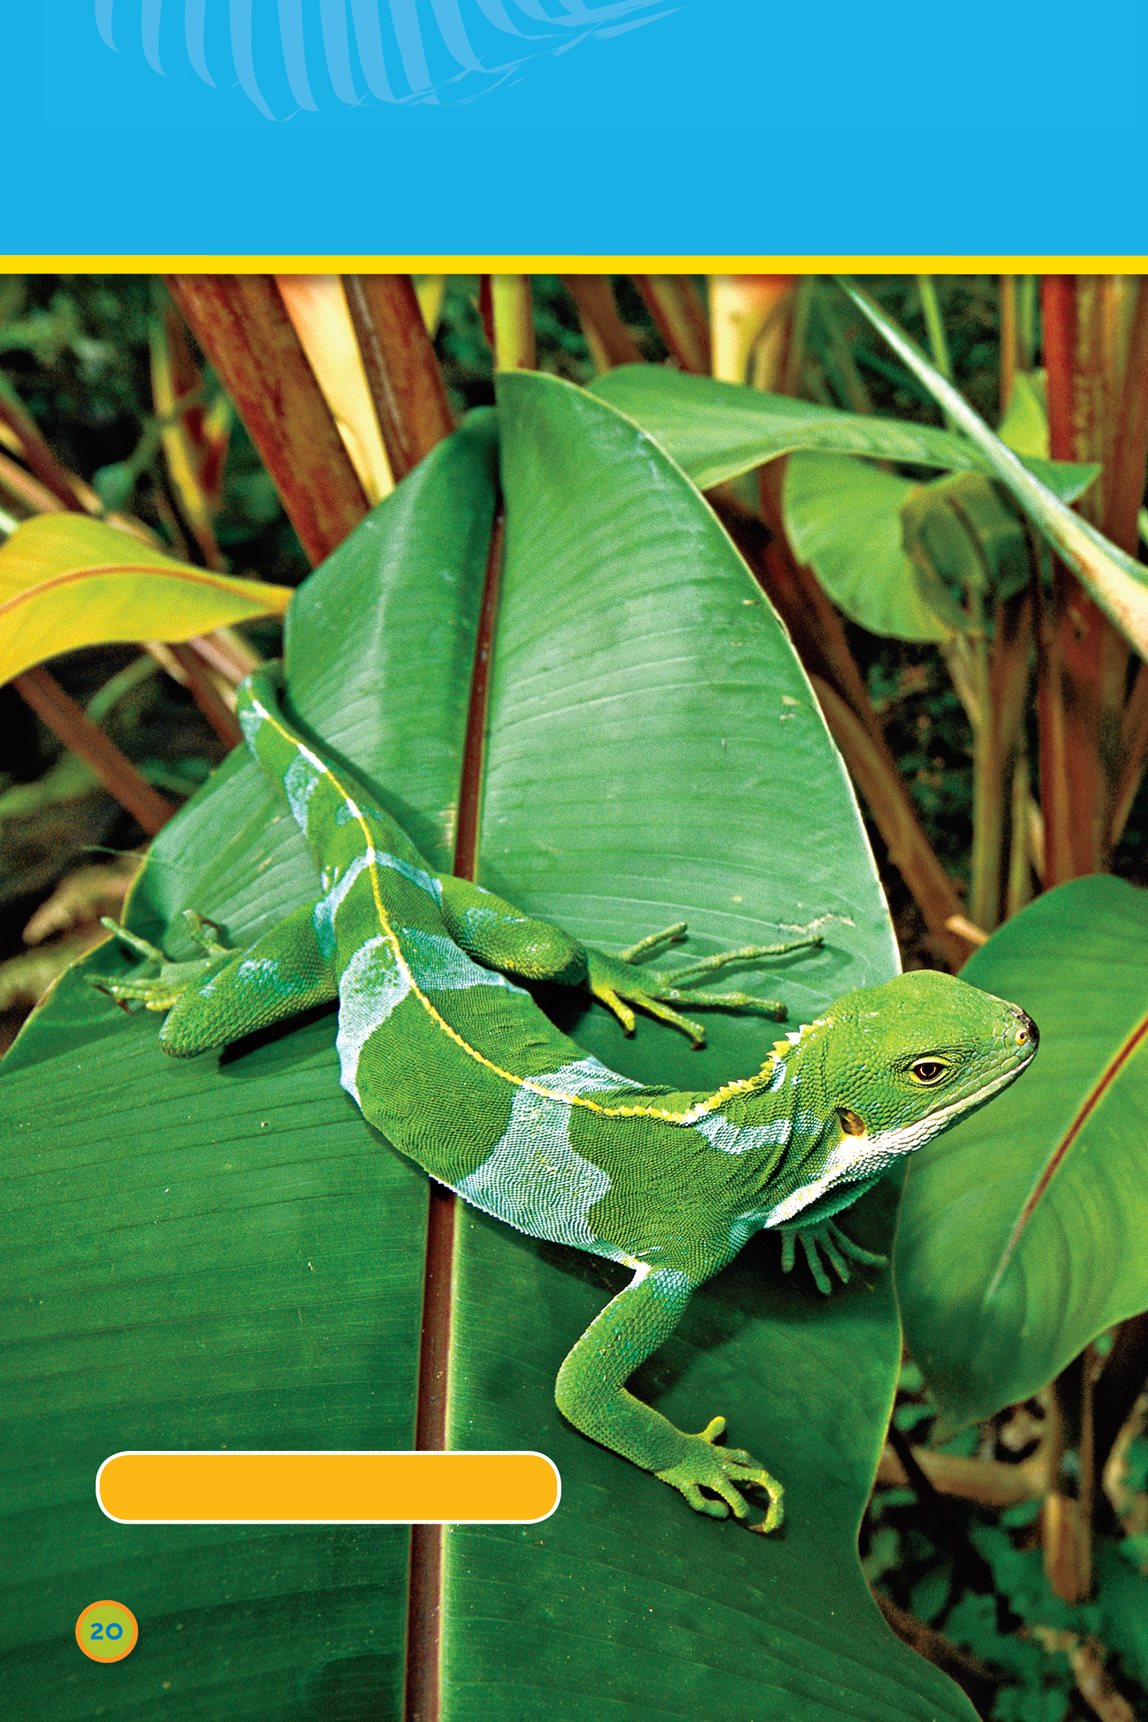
top-left (94, 0), bottom-right (680, 114)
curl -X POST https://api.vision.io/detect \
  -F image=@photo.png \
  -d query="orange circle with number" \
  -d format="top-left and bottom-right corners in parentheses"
top-left (75, 1600), bottom-right (138, 1662)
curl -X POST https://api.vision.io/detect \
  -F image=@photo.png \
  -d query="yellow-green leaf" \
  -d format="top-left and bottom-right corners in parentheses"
top-left (0, 515), bottom-right (292, 685)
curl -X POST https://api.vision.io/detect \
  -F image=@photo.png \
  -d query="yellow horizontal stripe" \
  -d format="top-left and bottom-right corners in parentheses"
top-left (2, 255), bottom-right (1146, 275)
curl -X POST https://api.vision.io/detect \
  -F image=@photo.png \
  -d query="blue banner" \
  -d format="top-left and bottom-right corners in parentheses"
top-left (6, 1), bottom-right (1146, 255)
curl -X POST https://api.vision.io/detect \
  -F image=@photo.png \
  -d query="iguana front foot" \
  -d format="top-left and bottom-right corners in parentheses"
top-left (587, 919), bottom-right (828, 1048)
top-left (779, 1221), bottom-right (888, 1295)
top-left (89, 912), bottom-right (231, 1012)
top-left (657, 1415), bottom-right (784, 1533)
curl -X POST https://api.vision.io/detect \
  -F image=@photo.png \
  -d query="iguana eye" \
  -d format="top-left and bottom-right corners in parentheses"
top-left (909, 1059), bottom-right (947, 1084)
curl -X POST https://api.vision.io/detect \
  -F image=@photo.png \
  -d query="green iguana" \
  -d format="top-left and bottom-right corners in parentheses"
top-left (95, 665), bottom-right (1038, 1533)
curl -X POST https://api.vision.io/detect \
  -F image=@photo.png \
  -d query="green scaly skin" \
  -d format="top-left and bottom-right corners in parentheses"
top-left (94, 666), bottom-right (1039, 1533)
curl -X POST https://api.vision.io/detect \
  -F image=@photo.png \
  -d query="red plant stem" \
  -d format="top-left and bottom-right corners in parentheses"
top-left (0, 391), bottom-right (88, 512)
top-left (166, 275), bottom-right (369, 565)
top-left (186, 629), bottom-right (260, 685)
top-left (559, 276), bottom-right (644, 369)
top-left (13, 666), bottom-right (175, 835)
top-left (166, 642), bottom-right (243, 747)
top-left (735, 478), bottom-right (968, 966)
top-left (632, 275), bottom-right (711, 373)
top-left (342, 276), bottom-right (455, 484)
top-left (1107, 280), bottom-right (1148, 555)
top-left (0, 452), bottom-right (68, 518)
top-left (1037, 276), bottom-right (1129, 884)
top-left (1044, 1348), bottom-right (1096, 1604)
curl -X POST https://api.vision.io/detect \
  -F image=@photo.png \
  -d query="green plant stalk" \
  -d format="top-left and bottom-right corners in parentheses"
top-left (1000, 275), bottom-right (1039, 410)
top-left (999, 276), bottom-right (1017, 414)
top-left (1017, 275), bottom-right (1039, 371)
top-left (968, 623), bottom-right (1001, 930)
top-left (489, 275), bottom-right (537, 372)
top-left (916, 276), bottom-right (956, 434)
top-left (915, 276), bottom-right (953, 380)
top-left (936, 630), bottom-right (980, 728)
top-left (959, 512), bottom-right (1033, 932)
top-left (1004, 749), bottom-right (1035, 918)
top-left (944, 502), bottom-right (1009, 935)
top-left (814, 282), bottom-right (873, 415)
top-left (781, 275), bottom-right (815, 397)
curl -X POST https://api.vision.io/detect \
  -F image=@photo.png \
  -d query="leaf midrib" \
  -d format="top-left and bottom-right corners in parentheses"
top-left (405, 508), bottom-right (505, 1722)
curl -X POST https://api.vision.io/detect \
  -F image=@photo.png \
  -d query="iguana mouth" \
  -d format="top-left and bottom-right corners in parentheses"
top-left (927, 1046), bottom-right (1036, 1134)
top-left (843, 1044), bottom-right (1037, 1169)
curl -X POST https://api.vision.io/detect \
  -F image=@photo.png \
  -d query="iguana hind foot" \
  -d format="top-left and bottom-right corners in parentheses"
top-left (587, 920), bottom-right (831, 1047)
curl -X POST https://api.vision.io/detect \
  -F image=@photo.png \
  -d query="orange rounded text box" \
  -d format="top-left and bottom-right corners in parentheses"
top-left (97, 1450), bottom-right (560, 1524)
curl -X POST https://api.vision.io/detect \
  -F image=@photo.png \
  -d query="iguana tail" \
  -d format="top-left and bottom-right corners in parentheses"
top-left (235, 663), bottom-right (432, 874)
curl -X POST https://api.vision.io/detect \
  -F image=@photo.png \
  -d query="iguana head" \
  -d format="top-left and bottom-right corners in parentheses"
top-left (798, 969), bottom-right (1037, 1170)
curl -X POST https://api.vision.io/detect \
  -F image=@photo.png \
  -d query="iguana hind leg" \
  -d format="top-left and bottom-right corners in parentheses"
top-left (440, 875), bottom-right (825, 1049)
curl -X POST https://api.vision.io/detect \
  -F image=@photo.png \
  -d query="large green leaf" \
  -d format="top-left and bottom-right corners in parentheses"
top-left (782, 454), bottom-right (967, 642)
top-left (896, 876), bottom-right (1148, 1428)
top-left (781, 455), bottom-right (1035, 644)
top-left (590, 364), bottom-right (1098, 501)
top-left (0, 377), bottom-right (975, 1720)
